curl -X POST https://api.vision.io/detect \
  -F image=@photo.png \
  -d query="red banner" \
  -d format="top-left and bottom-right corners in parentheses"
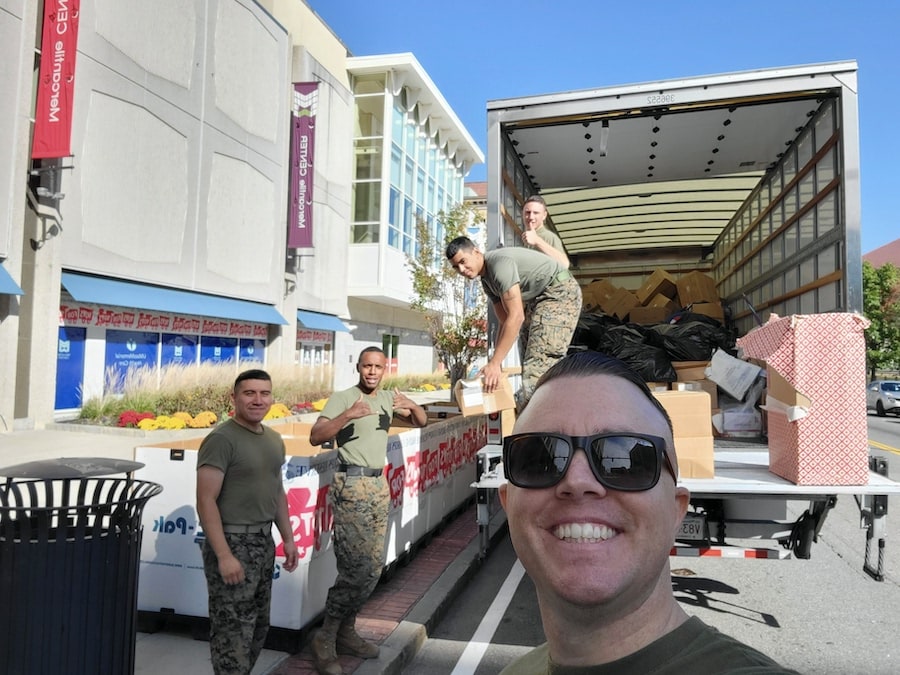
top-left (287, 83), bottom-right (318, 248)
top-left (32, 0), bottom-right (80, 159)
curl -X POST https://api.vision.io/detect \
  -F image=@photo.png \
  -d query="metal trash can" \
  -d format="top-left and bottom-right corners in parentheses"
top-left (0, 458), bottom-right (163, 675)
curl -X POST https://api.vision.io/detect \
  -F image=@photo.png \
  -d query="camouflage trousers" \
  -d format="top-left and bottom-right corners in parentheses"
top-left (325, 473), bottom-right (390, 619)
top-left (520, 276), bottom-right (582, 407)
top-left (202, 532), bottom-right (274, 675)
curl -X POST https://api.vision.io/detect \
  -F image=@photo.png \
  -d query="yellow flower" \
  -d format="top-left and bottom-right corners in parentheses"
top-left (137, 418), bottom-right (160, 431)
top-left (312, 398), bottom-right (329, 411)
top-left (264, 403), bottom-right (292, 420)
top-left (173, 411), bottom-right (193, 423)
top-left (155, 415), bottom-right (187, 430)
top-left (190, 411), bottom-right (218, 428)
top-left (422, 384), bottom-right (436, 391)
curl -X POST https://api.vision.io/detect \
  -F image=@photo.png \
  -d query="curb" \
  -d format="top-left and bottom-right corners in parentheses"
top-left (354, 509), bottom-right (509, 675)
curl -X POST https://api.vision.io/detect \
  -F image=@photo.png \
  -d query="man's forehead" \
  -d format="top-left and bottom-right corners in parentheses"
top-left (519, 374), bottom-right (668, 436)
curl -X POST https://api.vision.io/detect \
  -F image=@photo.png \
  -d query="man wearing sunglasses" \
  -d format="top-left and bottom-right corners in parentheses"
top-left (498, 351), bottom-right (796, 674)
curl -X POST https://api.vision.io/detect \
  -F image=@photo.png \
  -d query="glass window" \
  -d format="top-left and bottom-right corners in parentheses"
top-left (392, 103), bottom-right (405, 148)
top-left (405, 157), bottom-right (415, 195)
top-left (404, 119), bottom-right (416, 155)
top-left (417, 168), bottom-right (426, 206)
top-left (353, 181), bottom-right (380, 222)
top-left (354, 139), bottom-right (382, 180)
top-left (391, 144), bottom-right (402, 187)
top-left (352, 223), bottom-right (379, 243)
top-left (354, 94), bottom-right (384, 138)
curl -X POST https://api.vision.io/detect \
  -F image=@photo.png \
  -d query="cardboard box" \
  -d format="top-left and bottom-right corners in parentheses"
top-left (672, 360), bottom-right (710, 382)
top-left (583, 279), bottom-right (617, 310)
top-left (737, 313), bottom-right (870, 485)
top-left (454, 375), bottom-right (517, 416)
top-left (672, 379), bottom-right (718, 409)
top-left (628, 306), bottom-right (670, 324)
top-left (669, 436), bottom-right (715, 479)
top-left (636, 268), bottom-right (678, 305)
top-left (676, 271), bottom-right (719, 306)
top-left (705, 349), bottom-right (762, 401)
top-left (690, 302), bottom-right (725, 322)
top-left (651, 390), bottom-right (714, 478)
top-left (647, 293), bottom-right (681, 312)
top-left (609, 289), bottom-right (640, 321)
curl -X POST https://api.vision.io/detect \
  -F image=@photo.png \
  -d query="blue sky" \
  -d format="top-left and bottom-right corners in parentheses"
top-left (306, 0), bottom-right (898, 254)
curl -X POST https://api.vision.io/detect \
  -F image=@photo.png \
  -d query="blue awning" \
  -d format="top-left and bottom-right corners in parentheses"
top-left (0, 263), bottom-right (24, 295)
top-left (297, 309), bottom-right (350, 332)
top-left (61, 272), bottom-right (288, 325)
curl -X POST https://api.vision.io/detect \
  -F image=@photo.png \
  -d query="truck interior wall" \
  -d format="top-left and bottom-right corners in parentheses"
top-left (716, 97), bottom-right (853, 338)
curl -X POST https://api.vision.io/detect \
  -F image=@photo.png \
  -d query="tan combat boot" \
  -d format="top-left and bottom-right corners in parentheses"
top-left (336, 613), bottom-right (380, 659)
top-left (310, 615), bottom-right (343, 675)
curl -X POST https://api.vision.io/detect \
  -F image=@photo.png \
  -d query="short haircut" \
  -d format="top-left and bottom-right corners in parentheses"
top-left (358, 346), bottom-right (386, 362)
top-left (535, 351), bottom-right (673, 436)
top-left (234, 368), bottom-right (271, 390)
top-left (524, 194), bottom-right (547, 208)
top-left (446, 236), bottom-right (476, 260)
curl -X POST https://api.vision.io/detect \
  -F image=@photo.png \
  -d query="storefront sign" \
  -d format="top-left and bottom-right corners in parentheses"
top-left (296, 329), bottom-right (331, 343)
top-left (287, 82), bottom-right (318, 248)
top-left (59, 302), bottom-right (267, 338)
top-left (32, 0), bottom-right (80, 159)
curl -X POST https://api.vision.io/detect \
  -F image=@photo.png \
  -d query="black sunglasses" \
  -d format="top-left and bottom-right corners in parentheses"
top-left (502, 432), bottom-right (677, 491)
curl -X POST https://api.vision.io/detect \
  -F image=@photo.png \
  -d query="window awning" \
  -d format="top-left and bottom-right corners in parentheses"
top-left (297, 309), bottom-right (350, 332)
top-left (0, 263), bottom-right (24, 295)
top-left (61, 272), bottom-right (288, 325)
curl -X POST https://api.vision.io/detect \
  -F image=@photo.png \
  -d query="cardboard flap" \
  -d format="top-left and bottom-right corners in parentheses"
top-left (761, 397), bottom-right (809, 423)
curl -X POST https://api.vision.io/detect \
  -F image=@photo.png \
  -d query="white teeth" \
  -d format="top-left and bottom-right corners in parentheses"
top-left (553, 523), bottom-right (616, 542)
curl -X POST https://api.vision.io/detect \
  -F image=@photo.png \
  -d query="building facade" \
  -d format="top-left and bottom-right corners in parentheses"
top-left (0, 0), bottom-right (481, 429)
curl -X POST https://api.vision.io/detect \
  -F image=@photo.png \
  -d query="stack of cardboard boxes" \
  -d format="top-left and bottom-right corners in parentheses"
top-left (581, 268), bottom-right (724, 324)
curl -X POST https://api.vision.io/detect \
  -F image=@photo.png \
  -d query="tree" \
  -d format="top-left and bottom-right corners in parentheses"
top-left (406, 202), bottom-right (488, 392)
top-left (862, 260), bottom-right (900, 380)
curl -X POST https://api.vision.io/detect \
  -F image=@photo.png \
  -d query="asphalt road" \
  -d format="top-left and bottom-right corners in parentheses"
top-left (407, 417), bottom-right (900, 674)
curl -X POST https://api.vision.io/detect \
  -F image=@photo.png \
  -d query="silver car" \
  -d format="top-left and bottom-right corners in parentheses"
top-left (866, 380), bottom-right (900, 417)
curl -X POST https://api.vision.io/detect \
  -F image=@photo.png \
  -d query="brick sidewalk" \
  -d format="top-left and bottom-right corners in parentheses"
top-left (270, 502), bottom-right (480, 674)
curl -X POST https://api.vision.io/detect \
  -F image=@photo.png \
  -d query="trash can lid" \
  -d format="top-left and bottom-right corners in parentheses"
top-left (0, 457), bottom-right (146, 479)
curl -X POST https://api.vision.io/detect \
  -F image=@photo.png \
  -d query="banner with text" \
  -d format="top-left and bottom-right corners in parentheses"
top-left (287, 82), bottom-right (318, 248)
top-left (33, 0), bottom-right (81, 159)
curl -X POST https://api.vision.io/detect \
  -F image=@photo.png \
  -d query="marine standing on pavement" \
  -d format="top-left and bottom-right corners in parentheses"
top-left (308, 347), bottom-right (427, 675)
top-left (446, 236), bottom-right (582, 409)
top-left (196, 369), bottom-right (299, 675)
top-left (520, 195), bottom-right (570, 268)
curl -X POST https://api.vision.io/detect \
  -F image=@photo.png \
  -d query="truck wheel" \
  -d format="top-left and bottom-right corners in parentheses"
top-left (876, 401), bottom-right (886, 417)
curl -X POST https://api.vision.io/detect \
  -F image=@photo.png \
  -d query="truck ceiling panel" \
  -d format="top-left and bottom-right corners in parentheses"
top-left (507, 97), bottom-right (823, 254)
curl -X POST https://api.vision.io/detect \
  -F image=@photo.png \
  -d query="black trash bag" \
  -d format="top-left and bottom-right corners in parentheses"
top-left (572, 311), bottom-right (621, 350)
top-left (598, 325), bottom-right (676, 381)
top-left (651, 314), bottom-right (733, 362)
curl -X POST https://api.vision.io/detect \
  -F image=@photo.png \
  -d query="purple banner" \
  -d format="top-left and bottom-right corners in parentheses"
top-left (288, 82), bottom-right (318, 248)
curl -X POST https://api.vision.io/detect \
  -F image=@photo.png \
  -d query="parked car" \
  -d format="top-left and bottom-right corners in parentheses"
top-left (866, 380), bottom-right (900, 417)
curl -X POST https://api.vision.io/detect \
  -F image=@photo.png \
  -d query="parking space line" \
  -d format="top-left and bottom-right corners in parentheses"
top-left (450, 559), bottom-right (526, 675)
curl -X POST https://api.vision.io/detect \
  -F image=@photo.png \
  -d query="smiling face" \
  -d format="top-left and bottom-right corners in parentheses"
top-left (523, 199), bottom-right (548, 231)
top-left (231, 377), bottom-right (273, 428)
top-left (448, 246), bottom-right (485, 280)
top-left (499, 373), bottom-right (689, 619)
top-left (357, 349), bottom-right (387, 394)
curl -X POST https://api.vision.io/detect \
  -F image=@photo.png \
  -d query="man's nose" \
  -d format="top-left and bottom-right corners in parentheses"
top-left (557, 447), bottom-right (607, 495)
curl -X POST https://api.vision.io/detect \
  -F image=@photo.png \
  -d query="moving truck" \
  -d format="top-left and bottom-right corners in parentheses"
top-left (480, 61), bottom-right (900, 579)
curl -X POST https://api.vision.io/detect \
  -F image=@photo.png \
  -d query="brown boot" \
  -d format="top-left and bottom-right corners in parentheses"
top-left (311, 615), bottom-right (343, 675)
top-left (336, 614), bottom-right (380, 659)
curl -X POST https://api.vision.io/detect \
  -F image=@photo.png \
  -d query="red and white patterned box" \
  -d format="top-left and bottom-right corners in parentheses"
top-left (737, 313), bottom-right (870, 485)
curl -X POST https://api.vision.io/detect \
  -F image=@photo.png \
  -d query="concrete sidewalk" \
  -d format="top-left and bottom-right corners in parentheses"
top-left (0, 422), bottom-right (508, 675)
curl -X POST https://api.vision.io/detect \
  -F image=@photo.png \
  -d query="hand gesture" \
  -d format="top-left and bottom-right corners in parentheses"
top-left (392, 388), bottom-right (414, 411)
top-left (345, 393), bottom-right (374, 420)
top-left (522, 230), bottom-right (539, 247)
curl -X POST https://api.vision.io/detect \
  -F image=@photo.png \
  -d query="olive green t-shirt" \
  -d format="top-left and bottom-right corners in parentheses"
top-left (196, 418), bottom-right (286, 526)
top-left (319, 386), bottom-right (395, 469)
top-left (500, 616), bottom-right (798, 674)
top-left (481, 246), bottom-right (564, 304)
top-left (533, 227), bottom-right (565, 256)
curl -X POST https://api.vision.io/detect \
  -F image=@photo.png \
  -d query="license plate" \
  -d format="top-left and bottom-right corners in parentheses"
top-left (678, 513), bottom-right (707, 542)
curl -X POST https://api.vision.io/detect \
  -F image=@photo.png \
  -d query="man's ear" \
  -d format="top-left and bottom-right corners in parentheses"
top-left (498, 483), bottom-right (508, 510)
top-left (672, 486), bottom-right (690, 537)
